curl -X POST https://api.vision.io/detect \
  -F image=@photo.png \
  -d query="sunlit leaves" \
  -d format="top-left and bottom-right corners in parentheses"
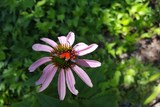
top-left (36, 0), bottom-right (46, 7)
top-left (123, 69), bottom-right (136, 86)
top-left (149, 73), bottom-right (160, 82)
top-left (106, 42), bottom-right (116, 58)
top-left (144, 84), bottom-right (160, 105)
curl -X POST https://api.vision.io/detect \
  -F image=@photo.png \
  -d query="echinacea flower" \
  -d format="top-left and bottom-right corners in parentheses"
top-left (29, 32), bottom-right (101, 100)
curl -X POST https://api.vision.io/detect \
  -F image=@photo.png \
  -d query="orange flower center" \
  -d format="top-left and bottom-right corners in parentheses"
top-left (50, 44), bottom-right (77, 68)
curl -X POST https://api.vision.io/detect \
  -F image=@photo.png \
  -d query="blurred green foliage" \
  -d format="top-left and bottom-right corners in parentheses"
top-left (0, 0), bottom-right (160, 107)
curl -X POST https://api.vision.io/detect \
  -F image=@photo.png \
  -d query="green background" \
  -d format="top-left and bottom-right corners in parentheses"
top-left (0, 0), bottom-right (160, 107)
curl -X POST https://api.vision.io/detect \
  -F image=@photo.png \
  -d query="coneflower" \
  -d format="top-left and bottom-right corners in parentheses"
top-left (29, 32), bottom-right (101, 100)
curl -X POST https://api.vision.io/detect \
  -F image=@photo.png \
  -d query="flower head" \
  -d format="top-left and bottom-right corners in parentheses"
top-left (29, 32), bottom-right (101, 100)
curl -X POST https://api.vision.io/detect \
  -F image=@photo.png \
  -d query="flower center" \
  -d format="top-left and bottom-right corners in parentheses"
top-left (50, 44), bottom-right (77, 68)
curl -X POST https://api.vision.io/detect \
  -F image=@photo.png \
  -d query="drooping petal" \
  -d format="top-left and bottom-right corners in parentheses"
top-left (66, 68), bottom-right (78, 95)
top-left (72, 65), bottom-right (93, 87)
top-left (58, 36), bottom-right (67, 44)
top-left (35, 64), bottom-right (54, 85)
top-left (58, 69), bottom-right (66, 100)
top-left (73, 43), bottom-right (88, 51)
top-left (41, 38), bottom-right (58, 47)
top-left (32, 44), bottom-right (53, 52)
top-left (75, 44), bottom-right (98, 56)
top-left (76, 59), bottom-right (101, 68)
top-left (29, 57), bottom-right (51, 72)
top-left (66, 32), bottom-right (75, 46)
top-left (38, 66), bottom-right (58, 92)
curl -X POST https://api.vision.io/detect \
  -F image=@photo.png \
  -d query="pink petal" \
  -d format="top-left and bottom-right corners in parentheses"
top-left (38, 66), bottom-right (58, 92)
top-left (66, 32), bottom-right (75, 46)
top-left (66, 68), bottom-right (78, 95)
top-left (72, 65), bottom-right (93, 87)
top-left (32, 44), bottom-right (53, 52)
top-left (35, 64), bottom-right (53, 85)
top-left (73, 43), bottom-right (88, 51)
top-left (41, 38), bottom-right (58, 47)
top-left (75, 44), bottom-right (98, 56)
top-left (29, 57), bottom-right (51, 72)
top-left (76, 59), bottom-right (101, 68)
top-left (58, 69), bottom-right (66, 100)
top-left (58, 36), bottom-right (67, 44)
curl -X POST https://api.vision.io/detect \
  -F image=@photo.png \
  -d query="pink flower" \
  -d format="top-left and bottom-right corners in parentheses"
top-left (29, 32), bottom-right (101, 100)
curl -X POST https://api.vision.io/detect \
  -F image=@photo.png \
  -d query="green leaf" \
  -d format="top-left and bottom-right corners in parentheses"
top-left (11, 100), bottom-right (31, 107)
top-left (124, 75), bottom-right (134, 86)
top-left (0, 51), bottom-right (5, 60)
top-left (47, 9), bottom-right (56, 19)
top-left (144, 84), bottom-right (160, 105)
top-left (149, 73), bottom-right (160, 82)
top-left (153, 27), bottom-right (160, 35)
top-left (126, 69), bottom-right (136, 76)
top-left (36, 94), bottom-right (59, 107)
top-left (110, 71), bottom-right (121, 87)
top-left (34, 7), bottom-right (44, 18)
top-left (106, 42), bottom-right (116, 58)
top-left (90, 89), bottom-right (119, 107)
top-left (0, 62), bottom-right (4, 69)
top-left (121, 18), bottom-right (130, 26)
top-left (36, 21), bottom-right (53, 32)
top-left (3, 24), bottom-right (13, 32)
top-left (21, 0), bottom-right (34, 9)
top-left (116, 46), bottom-right (126, 56)
top-left (36, 0), bottom-right (46, 7)
top-left (57, 14), bottom-right (65, 22)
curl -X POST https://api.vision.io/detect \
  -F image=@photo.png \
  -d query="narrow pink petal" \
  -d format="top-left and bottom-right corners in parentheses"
top-left (41, 38), bottom-right (58, 47)
top-left (58, 69), bottom-right (66, 100)
top-left (72, 65), bottom-right (93, 87)
top-left (75, 44), bottom-right (98, 56)
top-left (66, 32), bottom-right (75, 46)
top-left (29, 57), bottom-right (51, 72)
top-left (38, 66), bottom-right (58, 92)
top-left (32, 44), bottom-right (53, 52)
top-left (76, 59), bottom-right (101, 68)
top-left (58, 36), bottom-right (67, 44)
top-left (73, 43), bottom-right (88, 51)
top-left (66, 68), bottom-right (78, 95)
top-left (35, 64), bottom-right (54, 85)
